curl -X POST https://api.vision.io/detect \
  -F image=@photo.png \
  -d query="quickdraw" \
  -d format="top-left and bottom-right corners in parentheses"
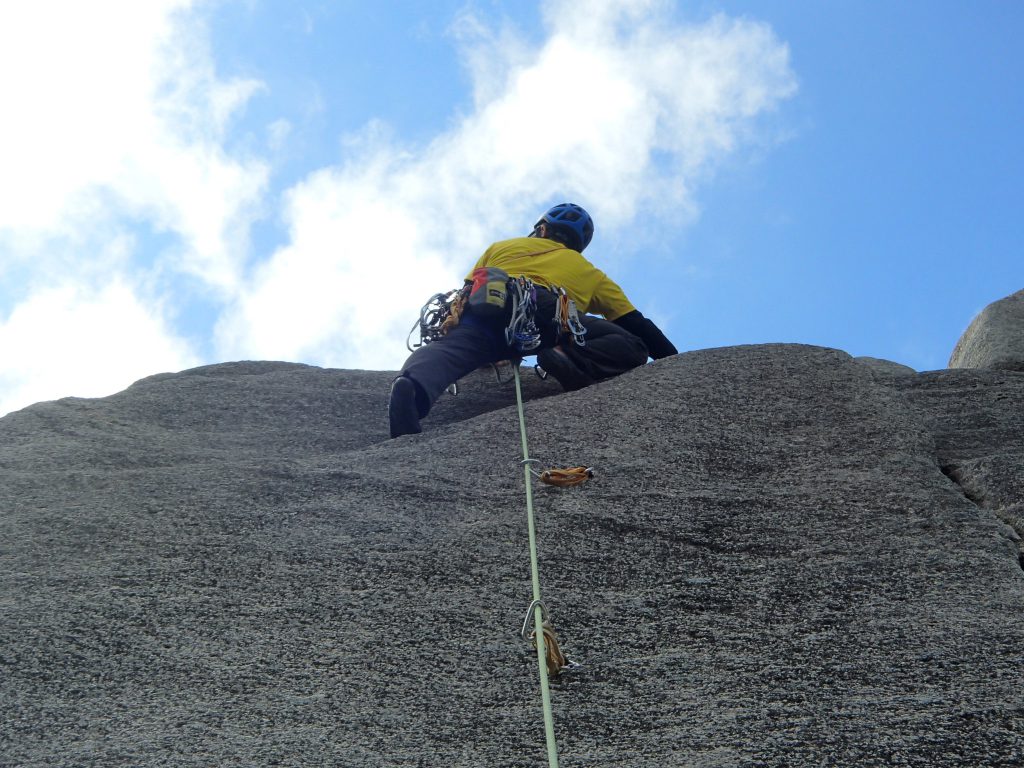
top-left (520, 601), bottom-right (571, 678)
top-left (506, 277), bottom-right (541, 352)
top-left (539, 466), bottom-right (594, 488)
top-left (555, 288), bottom-right (587, 347)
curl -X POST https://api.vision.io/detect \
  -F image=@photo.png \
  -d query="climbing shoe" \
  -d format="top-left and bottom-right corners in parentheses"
top-left (536, 346), bottom-right (592, 392)
top-left (388, 377), bottom-right (422, 438)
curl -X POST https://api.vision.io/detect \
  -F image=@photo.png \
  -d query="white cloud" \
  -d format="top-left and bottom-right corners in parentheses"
top-left (0, 0), bottom-right (267, 292)
top-left (0, 1), bottom-right (267, 416)
top-left (219, 0), bottom-right (797, 370)
top-left (0, 1), bottom-right (799, 418)
top-left (0, 279), bottom-right (200, 416)
top-left (215, 161), bottom-right (456, 369)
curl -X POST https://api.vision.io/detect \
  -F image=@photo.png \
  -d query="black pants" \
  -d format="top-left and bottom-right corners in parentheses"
top-left (400, 289), bottom-right (649, 418)
top-left (557, 314), bottom-right (650, 381)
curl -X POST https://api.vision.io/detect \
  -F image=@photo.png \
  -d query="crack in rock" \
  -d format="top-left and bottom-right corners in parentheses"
top-left (941, 463), bottom-right (1024, 573)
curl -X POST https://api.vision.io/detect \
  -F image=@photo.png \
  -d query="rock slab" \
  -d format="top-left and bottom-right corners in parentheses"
top-left (949, 288), bottom-right (1024, 371)
top-left (1, 347), bottom-right (1022, 767)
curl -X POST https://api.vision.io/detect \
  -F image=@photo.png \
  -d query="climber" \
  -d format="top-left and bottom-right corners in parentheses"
top-left (388, 202), bottom-right (677, 438)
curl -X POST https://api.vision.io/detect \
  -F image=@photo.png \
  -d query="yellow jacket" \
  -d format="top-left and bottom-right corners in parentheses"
top-left (466, 237), bottom-right (636, 321)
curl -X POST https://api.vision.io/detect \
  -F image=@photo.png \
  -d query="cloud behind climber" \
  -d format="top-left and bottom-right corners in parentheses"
top-left (389, 202), bottom-right (677, 438)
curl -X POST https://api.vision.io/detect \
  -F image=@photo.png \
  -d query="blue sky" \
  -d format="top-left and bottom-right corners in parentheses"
top-left (0, 1), bottom-right (1021, 417)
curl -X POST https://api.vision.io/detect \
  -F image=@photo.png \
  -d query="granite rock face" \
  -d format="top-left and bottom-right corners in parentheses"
top-left (2, 347), bottom-right (1022, 767)
top-left (949, 288), bottom-right (1024, 371)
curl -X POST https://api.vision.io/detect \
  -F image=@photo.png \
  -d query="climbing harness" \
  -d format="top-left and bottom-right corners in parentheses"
top-left (406, 270), bottom-right (585, 355)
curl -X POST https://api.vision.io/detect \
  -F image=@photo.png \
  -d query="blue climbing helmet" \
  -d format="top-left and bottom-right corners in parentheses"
top-left (535, 203), bottom-right (594, 252)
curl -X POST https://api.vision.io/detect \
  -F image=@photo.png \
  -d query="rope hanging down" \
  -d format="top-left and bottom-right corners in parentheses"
top-left (513, 363), bottom-right (591, 768)
top-left (513, 363), bottom-right (560, 768)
